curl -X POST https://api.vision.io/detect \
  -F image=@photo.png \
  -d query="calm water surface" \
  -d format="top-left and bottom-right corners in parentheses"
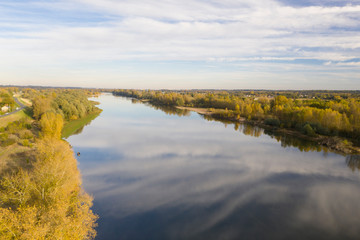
top-left (67, 93), bottom-right (360, 240)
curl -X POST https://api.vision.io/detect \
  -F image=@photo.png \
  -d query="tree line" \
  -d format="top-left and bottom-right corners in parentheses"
top-left (113, 89), bottom-right (360, 142)
top-left (32, 89), bottom-right (100, 121)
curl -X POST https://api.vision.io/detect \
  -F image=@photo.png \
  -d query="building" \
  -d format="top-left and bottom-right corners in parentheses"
top-left (1, 105), bottom-right (9, 112)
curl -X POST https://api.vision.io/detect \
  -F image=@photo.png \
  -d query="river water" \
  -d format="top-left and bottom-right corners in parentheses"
top-left (67, 93), bottom-right (360, 240)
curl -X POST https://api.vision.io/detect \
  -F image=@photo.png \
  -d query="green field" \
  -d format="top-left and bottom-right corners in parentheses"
top-left (0, 109), bottom-right (29, 128)
top-left (62, 111), bottom-right (101, 139)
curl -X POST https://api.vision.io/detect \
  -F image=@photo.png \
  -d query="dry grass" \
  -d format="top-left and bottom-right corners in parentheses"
top-left (0, 144), bottom-right (32, 175)
top-left (20, 98), bottom-right (32, 106)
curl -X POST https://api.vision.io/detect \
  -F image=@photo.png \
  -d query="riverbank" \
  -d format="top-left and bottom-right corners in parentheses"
top-left (177, 106), bottom-right (360, 155)
top-left (177, 106), bottom-right (213, 115)
top-left (62, 109), bottom-right (102, 139)
top-left (0, 122), bottom-right (97, 239)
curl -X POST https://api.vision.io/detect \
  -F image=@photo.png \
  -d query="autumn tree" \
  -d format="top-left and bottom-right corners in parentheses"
top-left (32, 96), bottom-right (51, 120)
top-left (0, 139), bottom-right (97, 239)
top-left (39, 112), bottom-right (63, 139)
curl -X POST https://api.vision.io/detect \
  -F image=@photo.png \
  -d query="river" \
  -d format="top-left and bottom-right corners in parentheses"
top-left (66, 93), bottom-right (360, 240)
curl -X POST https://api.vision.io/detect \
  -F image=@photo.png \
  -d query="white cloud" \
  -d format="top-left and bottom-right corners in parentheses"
top-left (336, 61), bottom-right (360, 66)
top-left (0, 0), bottom-right (359, 88)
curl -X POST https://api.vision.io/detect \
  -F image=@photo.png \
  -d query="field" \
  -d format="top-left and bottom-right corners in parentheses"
top-left (0, 110), bottom-right (30, 128)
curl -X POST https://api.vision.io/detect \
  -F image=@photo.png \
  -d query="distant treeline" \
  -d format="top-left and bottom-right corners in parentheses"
top-left (0, 88), bottom-right (99, 239)
top-left (29, 89), bottom-right (101, 121)
top-left (113, 89), bottom-right (360, 141)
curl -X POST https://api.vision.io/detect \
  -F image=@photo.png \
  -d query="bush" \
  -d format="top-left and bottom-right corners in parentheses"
top-left (0, 133), bottom-right (8, 141)
top-left (310, 122), bottom-right (329, 135)
top-left (264, 118), bottom-right (280, 127)
top-left (1, 138), bottom-right (16, 147)
top-left (303, 123), bottom-right (317, 137)
top-left (19, 130), bottom-right (33, 139)
top-left (342, 139), bottom-right (351, 146)
top-left (212, 109), bottom-right (235, 119)
top-left (22, 139), bottom-right (32, 147)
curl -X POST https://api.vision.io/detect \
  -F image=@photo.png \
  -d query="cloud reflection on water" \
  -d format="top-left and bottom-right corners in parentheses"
top-left (68, 94), bottom-right (360, 240)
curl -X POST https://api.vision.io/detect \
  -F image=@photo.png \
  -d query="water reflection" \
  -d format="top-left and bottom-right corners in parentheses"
top-left (202, 113), bottom-right (327, 153)
top-left (346, 155), bottom-right (360, 172)
top-left (146, 104), bottom-right (191, 117)
top-left (64, 113), bottom-right (101, 138)
top-left (129, 97), bottom-right (191, 117)
top-left (67, 94), bottom-right (360, 240)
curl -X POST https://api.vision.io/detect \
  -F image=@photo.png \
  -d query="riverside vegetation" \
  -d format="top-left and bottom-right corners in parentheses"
top-left (0, 88), bottom-right (17, 114)
top-left (0, 88), bottom-right (100, 239)
top-left (113, 89), bottom-right (360, 154)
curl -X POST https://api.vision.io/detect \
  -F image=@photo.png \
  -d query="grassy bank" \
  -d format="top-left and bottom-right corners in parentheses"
top-left (0, 109), bottom-right (30, 128)
top-left (62, 110), bottom-right (102, 139)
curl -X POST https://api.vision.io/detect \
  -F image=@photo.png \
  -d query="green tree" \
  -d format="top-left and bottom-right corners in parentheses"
top-left (303, 123), bottom-right (316, 137)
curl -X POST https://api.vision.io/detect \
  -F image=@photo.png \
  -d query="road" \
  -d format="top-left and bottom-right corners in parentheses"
top-left (0, 96), bottom-right (26, 118)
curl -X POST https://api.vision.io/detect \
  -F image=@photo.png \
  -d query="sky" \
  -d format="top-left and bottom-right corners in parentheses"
top-left (0, 0), bottom-right (360, 89)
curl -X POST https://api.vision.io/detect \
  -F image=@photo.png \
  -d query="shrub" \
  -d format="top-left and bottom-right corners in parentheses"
top-left (2, 138), bottom-right (16, 147)
top-left (19, 130), bottom-right (33, 139)
top-left (303, 123), bottom-right (317, 137)
top-left (22, 139), bottom-right (32, 147)
top-left (0, 133), bottom-right (8, 141)
top-left (264, 118), bottom-right (280, 127)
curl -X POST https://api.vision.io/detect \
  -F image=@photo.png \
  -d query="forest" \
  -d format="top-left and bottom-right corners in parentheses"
top-left (0, 88), bottom-right (100, 239)
top-left (113, 89), bottom-right (360, 153)
top-left (31, 89), bottom-right (100, 121)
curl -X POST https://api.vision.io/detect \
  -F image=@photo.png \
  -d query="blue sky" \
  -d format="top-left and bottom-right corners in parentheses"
top-left (0, 0), bottom-right (359, 89)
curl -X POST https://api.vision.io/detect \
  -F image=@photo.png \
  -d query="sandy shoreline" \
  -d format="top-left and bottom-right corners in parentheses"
top-left (176, 106), bottom-right (213, 115)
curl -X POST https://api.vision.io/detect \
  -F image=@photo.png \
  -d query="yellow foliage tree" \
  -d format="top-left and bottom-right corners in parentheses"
top-left (0, 139), bottom-right (97, 239)
top-left (32, 96), bottom-right (51, 120)
top-left (39, 112), bottom-right (64, 139)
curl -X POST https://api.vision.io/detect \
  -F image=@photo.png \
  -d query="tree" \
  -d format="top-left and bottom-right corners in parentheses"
top-left (303, 123), bottom-right (316, 137)
top-left (39, 112), bottom-right (63, 139)
top-left (32, 96), bottom-right (51, 120)
top-left (0, 139), bottom-right (98, 239)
